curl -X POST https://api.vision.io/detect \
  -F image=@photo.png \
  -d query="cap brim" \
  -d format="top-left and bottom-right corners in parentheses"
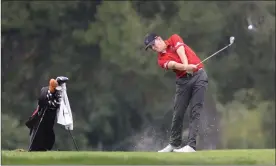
top-left (144, 40), bottom-right (155, 50)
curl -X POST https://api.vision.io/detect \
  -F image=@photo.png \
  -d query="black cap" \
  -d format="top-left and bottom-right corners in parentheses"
top-left (144, 33), bottom-right (158, 50)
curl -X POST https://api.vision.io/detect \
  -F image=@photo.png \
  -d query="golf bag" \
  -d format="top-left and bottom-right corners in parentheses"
top-left (26, 80), bottom-right (61, 151)
top-left (26, 76), bottom-right (78, 151)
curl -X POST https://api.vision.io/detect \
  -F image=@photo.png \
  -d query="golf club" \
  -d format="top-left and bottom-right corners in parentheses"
top-left (196, 36), bottom-right (235, 66)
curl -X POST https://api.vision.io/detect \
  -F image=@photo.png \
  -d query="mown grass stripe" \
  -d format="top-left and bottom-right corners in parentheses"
top-left (2, 149), bottom-right (275, 165)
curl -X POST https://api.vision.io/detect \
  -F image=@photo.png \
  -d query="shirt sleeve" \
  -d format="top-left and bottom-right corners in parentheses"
top-left (158, 59), bottom-right (170, 69)
top-left (171, 34), bottom-right (185, 50)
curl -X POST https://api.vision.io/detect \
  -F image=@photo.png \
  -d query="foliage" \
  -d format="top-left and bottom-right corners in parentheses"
top-left (1, 114), bottom-right (30, 150)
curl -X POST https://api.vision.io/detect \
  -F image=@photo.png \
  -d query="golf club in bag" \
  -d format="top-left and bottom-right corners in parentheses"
top-left (27, 106), bottom-right (48, 151)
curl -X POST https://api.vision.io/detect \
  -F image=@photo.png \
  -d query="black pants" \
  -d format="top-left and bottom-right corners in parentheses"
top-left (169, 69), bottom-right (208, 150)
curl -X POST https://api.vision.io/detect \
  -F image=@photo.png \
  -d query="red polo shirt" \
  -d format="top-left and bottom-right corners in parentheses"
top-left (157, 34), bottom-right (203, 78)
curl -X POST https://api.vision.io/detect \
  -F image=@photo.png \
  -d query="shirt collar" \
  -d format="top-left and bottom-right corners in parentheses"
top-left (165, 40), bottom-right (170, 47)
top-left (160, 40), bottom-right (171, 54)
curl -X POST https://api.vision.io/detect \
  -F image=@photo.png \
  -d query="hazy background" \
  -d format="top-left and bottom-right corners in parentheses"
top-left (1, 1), bottom-right (275, 151)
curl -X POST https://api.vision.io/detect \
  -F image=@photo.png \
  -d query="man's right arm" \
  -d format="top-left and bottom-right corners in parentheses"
top-left (166, 61), bottom-right (184, 70)
top-left (159, 59), bottom-right (197, 71)
top-left (167, 61), bottom-right (197, 71)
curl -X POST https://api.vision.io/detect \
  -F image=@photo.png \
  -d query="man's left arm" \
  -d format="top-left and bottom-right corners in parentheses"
top-left (171, 34), bottom-right (188, 65)
top-left (176, 46), bottom-right (188, 66)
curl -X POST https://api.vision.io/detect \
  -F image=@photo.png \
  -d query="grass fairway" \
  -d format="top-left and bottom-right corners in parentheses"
top-left (2, 149), bottom-right (275, 165)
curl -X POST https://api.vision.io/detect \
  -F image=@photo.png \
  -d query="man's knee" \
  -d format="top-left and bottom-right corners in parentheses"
top-left (190, 103), bottom-right (203, 119)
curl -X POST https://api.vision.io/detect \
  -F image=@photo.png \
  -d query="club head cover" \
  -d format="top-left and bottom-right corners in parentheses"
top-left (56, 76), bottom-right (69, 85)
top-left (49, 79), bottom-right (59, 93)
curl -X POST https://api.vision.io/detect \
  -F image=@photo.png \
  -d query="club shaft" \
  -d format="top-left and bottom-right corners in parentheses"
top-left (197, 43), bottom-right (232, 66)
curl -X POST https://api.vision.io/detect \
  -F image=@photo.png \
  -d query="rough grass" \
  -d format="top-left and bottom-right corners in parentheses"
top-left (2, 149), bottom-right (275, 165)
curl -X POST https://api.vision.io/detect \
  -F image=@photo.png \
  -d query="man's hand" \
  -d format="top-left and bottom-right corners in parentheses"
top-left (186, 64), bottom-right (197, 72)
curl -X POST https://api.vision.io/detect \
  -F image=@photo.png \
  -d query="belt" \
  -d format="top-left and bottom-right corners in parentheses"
top-left (184, 68), bottom-right (203, 78)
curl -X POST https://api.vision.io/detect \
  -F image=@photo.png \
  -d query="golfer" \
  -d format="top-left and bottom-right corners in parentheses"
top-left (144, 33), bottom-right (208, 152)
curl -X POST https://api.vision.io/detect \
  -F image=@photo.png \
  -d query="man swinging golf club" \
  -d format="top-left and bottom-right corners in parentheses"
top-left (144, 33), bottom-right (208, 152)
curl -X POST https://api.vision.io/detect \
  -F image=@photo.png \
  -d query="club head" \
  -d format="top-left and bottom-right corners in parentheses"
top-left (56, 76), bottom-right (69, 85)
top-left (229, 36), bottom-right (235, 45)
